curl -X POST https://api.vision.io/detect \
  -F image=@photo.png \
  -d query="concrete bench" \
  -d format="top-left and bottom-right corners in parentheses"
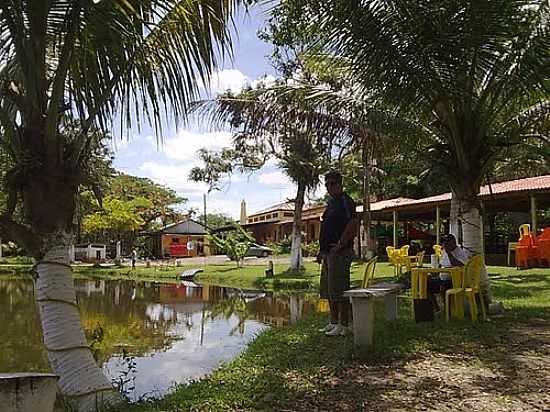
top-left (0, 373), bottom-right (58, 412)
top-left (343, 282), bottom-right (403, 349)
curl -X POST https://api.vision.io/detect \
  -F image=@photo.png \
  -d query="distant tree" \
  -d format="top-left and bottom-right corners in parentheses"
top-left (208, 224), bottom-right (254, 267)
top-left (108, 173), bottom-right (186, 228)
top-left (198, 212), bottom-right (235, 230)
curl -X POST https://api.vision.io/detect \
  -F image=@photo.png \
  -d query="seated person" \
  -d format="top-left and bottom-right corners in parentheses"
top-left (441, 233), bottom-right (470, 268)
top-left (426, 234), bottom-right (465, 312)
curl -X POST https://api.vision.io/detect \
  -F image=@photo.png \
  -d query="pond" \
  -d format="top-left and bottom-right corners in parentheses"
top-left (0, 277), bottom-right (319, 400)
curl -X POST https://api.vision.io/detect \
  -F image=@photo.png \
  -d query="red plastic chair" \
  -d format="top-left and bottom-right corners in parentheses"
top-left (516, 224), bottom-right (539, 268)
top-left (537, 227), bottom-right (550, 267)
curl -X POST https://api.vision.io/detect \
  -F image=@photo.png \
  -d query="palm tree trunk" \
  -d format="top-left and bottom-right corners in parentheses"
top-left (450, 190), bottom-right (491, 300)
top-left (35, 235), bottom-right (122, 412)
top-left (290, 182), bottom-right (306, 271)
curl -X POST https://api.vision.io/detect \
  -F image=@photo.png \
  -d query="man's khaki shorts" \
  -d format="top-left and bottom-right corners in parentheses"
top-left (320, 249), bottom-right (353, 302)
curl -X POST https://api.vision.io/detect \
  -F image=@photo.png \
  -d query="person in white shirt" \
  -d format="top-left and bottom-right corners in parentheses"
top-left (441, 234), bottom-right (470, 268)
top-left (440, 233), bottom-right (492, 305)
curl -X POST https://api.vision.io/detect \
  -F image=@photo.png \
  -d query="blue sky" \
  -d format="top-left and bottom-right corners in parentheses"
top-left (111, 6), bottom-right (319, 219)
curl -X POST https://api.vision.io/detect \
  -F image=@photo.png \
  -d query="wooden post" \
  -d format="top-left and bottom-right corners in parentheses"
top-left (436, 206), bottom-right (441, 245)
top-left (0, 237), bottom-right (2, 259)
top-left (480, 201), bottom-right (485, 256)
top-left (531, 195), bottom-right (538, 235)
top-left (393, 210), bottom-right (398, 247)
top-left (265, 260), bottom-right (274, 278)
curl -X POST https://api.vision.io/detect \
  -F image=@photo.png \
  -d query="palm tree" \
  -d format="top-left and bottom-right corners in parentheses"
top-left (0, 1), bottom-right (239, 410)
top-left (273, 0), bottom-right (549, 278)
top-left (191, 84), bottom-right (337, 270)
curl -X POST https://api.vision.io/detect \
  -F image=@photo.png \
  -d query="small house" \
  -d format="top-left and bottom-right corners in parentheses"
top-left (148, 218), bottom-right (210, 258)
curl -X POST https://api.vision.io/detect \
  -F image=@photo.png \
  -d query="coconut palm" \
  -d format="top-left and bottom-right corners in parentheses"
top-left (191, 83), bottom-right (340, 270)
top-left (272, 0), bottom-right (550, 269)
top-left (0, 1), bottom-right (240, 410)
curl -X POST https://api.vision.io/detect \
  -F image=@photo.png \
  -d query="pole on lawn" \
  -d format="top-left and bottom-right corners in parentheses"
top-left (530, 195), bottom-right (538, 235)
top-left (436, 206), bottom-right (441, 246)
top-left (392, 210), bottom-right (398, 247)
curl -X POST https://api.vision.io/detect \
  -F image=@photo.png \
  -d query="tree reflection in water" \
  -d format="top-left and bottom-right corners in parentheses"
top-left (0, 277), bottom-right (319, 399)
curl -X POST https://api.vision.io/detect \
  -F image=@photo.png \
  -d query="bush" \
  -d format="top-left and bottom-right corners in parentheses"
top-left (302, 240), bottom-right (319, 257)
top-left (273, 237), bottom-right (292, 255)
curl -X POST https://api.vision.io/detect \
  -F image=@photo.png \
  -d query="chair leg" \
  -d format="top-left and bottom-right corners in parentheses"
top-left (479, 293), bottom-right (487, 321)
top-left (445, 294), bottom-right (451, 322)
top-left (467, 293), bottom-right (478, 321)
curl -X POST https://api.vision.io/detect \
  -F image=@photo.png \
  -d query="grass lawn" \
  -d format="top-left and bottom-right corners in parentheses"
top-left (109, 264), bottom-right (550, 412)
top-left (0, 258), bottom-right (389, 290)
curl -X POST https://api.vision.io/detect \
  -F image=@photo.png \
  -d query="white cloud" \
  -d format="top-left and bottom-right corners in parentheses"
top-left (162, 130), bottom-right (233, 161)
top-left (139, 162), bottom-right (208, 195)
top-left (257, 170), bottom-right (290, 186)
top-left (203, 69), bottom-right (249, 95)
top-left (201, 70), bottom-right (279, 96)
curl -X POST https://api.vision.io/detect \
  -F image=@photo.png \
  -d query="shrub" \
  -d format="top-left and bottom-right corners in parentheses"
top-left (302, 240), bottom-right (319, 257)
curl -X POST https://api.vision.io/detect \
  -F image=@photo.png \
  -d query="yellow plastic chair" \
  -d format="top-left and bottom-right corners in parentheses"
top-left (445, 255), bottom-right (486, 321)
top-left (398, 245), bottom-right (410, 258)
top-left (361, 256), bottom-right (378, 288)
top-left (404, 251), bottom-right (424, 272)
top-left (386, 246), bottom-right (401, 277)
top-left (317, 299), bottom-right (329, 313)
top-left (519, 223), bottom-right (531, 239)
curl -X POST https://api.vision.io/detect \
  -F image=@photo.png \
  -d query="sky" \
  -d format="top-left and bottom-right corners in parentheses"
top-left (110, 6), bottom-right (321, 220)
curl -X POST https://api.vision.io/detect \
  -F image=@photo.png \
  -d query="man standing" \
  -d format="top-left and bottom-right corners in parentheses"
top-left (317, 170), bottom-right (358, 336)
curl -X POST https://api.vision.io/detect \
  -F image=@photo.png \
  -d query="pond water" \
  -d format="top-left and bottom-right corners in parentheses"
top-left (0, 277), bottom-right (319, 400)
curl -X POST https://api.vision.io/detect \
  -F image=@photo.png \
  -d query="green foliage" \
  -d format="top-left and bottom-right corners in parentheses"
top-left (83, 196), bottom-right (152, 238)
top-left (207, 224), bottom-right (254, 266)
top-left (198, 213), bottom-right (235, 230)
top-left (301, 240), bottom-right (319, 257)
top-left (108, 173), bottom-right (186, 228)
top-left (272, 0), bottom-right (550, 202)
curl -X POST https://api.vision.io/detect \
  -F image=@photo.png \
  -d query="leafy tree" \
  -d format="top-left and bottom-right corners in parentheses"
top-left (208, 224), bottom-right (254, 267)
top-left (198, 212), bottom-right (235, 230)
top-left (82, 196), bottom-right (152, 241)
top-left (108, 173), bottom-right (186, 229)
top-left (0, 1), bottom-right (240, 409)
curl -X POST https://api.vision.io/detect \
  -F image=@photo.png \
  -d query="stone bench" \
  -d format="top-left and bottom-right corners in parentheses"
top-left (343, 282), bottom-right (403, 349)
top-left (0, 373), bottom-right (58, 412)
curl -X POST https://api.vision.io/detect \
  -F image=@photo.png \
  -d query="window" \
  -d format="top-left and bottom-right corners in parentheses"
top-left (171, 238), bottom-right (180, 244)
top-left (284, 212), bottom-right (293, 217)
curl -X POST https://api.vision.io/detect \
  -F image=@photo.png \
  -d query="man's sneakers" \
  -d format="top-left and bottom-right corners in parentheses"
top-left (318, 323), bottom-right (338, 333)
top-left (324, 324), bottom-right (352, 337)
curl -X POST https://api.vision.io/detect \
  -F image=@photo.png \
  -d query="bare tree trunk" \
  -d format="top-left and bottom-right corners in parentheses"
top-left (34, 234), bottom-right (122, 412)
top-left (290, 182), bottom-right (306, 271)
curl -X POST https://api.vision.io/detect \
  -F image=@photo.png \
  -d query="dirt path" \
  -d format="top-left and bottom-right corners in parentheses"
top-left (286, 323), bottom-right (550, 412)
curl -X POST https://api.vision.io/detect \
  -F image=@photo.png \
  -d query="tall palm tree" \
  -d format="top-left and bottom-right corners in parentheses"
top-left (274, 0), bottom-right (550, 277)
top-left (0, 1), bottom-right (239, 410)
top-left (191, 84), bottom-right (339, 270)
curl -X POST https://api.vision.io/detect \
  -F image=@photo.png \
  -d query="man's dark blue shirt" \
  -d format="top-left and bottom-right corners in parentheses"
top-left (319, 193), bottom-right (356, 254)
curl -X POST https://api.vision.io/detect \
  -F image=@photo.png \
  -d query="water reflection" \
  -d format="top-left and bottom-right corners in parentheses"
top-left (0, 277), bottom-right (318, 400)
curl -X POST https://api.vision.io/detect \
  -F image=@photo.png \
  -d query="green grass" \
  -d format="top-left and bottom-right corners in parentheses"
top-left (107, 264), bottom-right (550, 412)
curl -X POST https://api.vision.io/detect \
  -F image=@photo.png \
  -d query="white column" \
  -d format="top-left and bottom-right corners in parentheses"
top-left (116, 241), bottom-right (121, 259)
top-left (392, 210), bottom-right (398, 247)
top-left (436, 206), bottom-right (441, 245)
top-left (68, 245), bottom-right (75, 263)
top-left (531, 195), bottom-right (537, 235)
